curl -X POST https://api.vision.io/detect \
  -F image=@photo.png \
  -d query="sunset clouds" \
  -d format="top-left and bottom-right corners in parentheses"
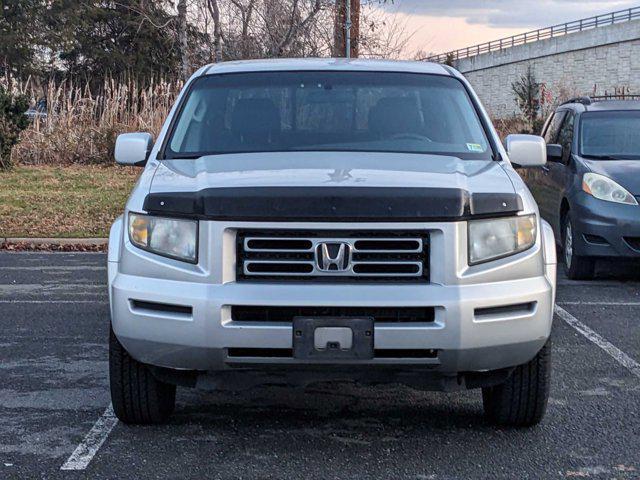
top-left (382, 0), bottom-right (638, 55)
top-left (388, 0), bottom-right (638, 28)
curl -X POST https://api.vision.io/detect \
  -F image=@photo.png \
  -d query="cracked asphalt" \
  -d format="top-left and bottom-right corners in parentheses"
top-left (1, 252), bottom-right (639, 479)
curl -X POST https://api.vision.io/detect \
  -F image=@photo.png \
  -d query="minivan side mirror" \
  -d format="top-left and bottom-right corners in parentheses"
top-left (115, 132), bottom-right (154, 166)
top-left (546, 144), bottom-right (563, 163)
top-left (505, 134), bottom-right (547, 168)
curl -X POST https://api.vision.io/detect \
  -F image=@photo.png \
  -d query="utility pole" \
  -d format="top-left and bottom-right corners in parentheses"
top-left (333, 0), bottom-right (360, 58)
top-left (345, 0), bottom-right (351, 58)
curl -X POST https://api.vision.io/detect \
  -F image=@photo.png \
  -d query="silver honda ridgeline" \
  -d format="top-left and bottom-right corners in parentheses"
top-left (109, 59), bottom-right (557, 426)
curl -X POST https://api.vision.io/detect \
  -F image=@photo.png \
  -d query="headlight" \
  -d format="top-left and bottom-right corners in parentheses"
top-left (582, 173), bottom-right (638, 205)
top-left (128, 213), bottom-right (198, 263)
top-left (468, 214), bottom-right (537, 265)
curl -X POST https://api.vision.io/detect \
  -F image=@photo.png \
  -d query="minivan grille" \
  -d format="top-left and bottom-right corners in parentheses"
top-left (236, 230), bottom-right (429, 282)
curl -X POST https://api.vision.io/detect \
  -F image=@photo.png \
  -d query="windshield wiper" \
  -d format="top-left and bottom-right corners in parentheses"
top-left (162, 153), bottom-right (205, 160)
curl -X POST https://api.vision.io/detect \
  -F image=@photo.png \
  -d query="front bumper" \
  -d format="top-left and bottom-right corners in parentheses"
top-left (109, 217), bottom-right (556, 379)
top-left (111, 273), bottom-right (554, 373)
top-left (572, 193), bottom-right (640, 258)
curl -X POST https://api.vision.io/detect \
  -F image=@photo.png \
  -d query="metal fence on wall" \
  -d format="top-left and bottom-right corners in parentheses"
top-left (425, 6), bottom-right (640, 63)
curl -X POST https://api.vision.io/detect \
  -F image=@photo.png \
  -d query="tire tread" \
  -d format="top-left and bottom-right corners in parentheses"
top-left (109, 328), bottom-right (176, 424)
top-left (482, 339), bottom-right (551, 427)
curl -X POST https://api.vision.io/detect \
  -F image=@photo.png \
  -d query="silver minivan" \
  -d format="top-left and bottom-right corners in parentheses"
top-left (108, 59), bottom-right (557, 426)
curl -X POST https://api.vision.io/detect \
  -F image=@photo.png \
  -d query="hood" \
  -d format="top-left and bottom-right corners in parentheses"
top-left (145, 152), bottom-right (520, 221)
top-left (582, 159), bottom-right (640, 196)
top-left (151, 152), bottom-right (513, 194)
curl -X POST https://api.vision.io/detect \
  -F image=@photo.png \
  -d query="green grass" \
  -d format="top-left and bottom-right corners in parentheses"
top-left (0, 165), bottom-right (139, 238)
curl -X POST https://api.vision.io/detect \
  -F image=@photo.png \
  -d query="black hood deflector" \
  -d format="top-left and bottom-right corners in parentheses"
top-left (142, 187), bottom-right (522, 222)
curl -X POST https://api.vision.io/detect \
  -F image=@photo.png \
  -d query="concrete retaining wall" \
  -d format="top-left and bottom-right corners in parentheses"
top-left (453, 20), bottom-right (640, 118)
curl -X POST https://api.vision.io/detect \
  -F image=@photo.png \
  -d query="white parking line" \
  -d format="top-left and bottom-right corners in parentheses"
top-left (0, 300), bottom-right (108, 304)
top-left (1, 266), bottom-right (106, 271)
top-left (559, 301), bottom-right (640, 306)
top-left (44, 301), bottom-right (640, 472)
top-left (555, 305), bottom-right (640, 378)
top-left (60, 404), bottom-right (118, 471)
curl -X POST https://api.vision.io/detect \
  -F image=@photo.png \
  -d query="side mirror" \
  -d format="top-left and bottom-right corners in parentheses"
top-left (546, 144), bottom-right (563, 163)
top-left (505, 134), bottom-right (547, 168)
top-left (115, 132), bottom-right (154, 166)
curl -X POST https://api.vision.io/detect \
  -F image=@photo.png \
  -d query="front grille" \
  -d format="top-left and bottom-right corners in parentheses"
top-left (231, 306), bottom-right (435, 323)
top-left (237, 230), bottom-right (429, 282)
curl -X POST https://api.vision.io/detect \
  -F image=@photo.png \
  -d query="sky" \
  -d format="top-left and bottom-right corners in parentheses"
top-left (381, 0), bottom-right (640, 56)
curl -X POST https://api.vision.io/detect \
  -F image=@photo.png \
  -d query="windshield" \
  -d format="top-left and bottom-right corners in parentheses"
top-left (580, 111), bottom-right (640, 159)
top-left (164, 71), bottom-right (492, 159)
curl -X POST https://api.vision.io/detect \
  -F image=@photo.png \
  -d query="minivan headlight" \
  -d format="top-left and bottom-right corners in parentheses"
top-left (582, 173), bottom-right (638, 205)
top-left (468, 214), bottom-right (537, 265)
top-left (128, 213), bottom-right (198, 263)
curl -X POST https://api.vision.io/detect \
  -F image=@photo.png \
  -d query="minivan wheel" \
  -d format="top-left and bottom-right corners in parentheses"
top-left (562, 213), bottom-right (595, 280)
top-left (482, 340), bottom-right (551, 427)
top-left (109, 327), bottom-right (176, 425)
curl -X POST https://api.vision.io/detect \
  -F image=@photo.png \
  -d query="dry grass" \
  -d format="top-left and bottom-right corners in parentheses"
top-left (0, 77), bottom-right (171, 237)
top-left (11, 77), bottom-right (182, 166)
top-left (0, 75), bottom-right (538, 238)
top-left (492, 116), bottom-right (531, 140)
top-left (0, 165), bottom-right (139, 238)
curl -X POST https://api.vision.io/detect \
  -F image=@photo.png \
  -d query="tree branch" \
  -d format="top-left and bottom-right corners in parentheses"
top-left (205, 0), bottom-right (224, 62)
top-left (272, 0), bottom-right (325, 57)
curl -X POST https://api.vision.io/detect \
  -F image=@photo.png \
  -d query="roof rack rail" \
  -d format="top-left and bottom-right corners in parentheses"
top-left (590, 94), bottom-right (640, 101)
top-left (561, 97), bottom-right (592, 106)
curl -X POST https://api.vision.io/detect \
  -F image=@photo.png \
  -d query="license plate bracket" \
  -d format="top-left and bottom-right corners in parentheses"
top-left (292, 317), bottom-right (374, 361)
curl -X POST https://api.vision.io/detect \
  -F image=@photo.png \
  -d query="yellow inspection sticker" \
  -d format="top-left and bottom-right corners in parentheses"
top-left (466, 143), bottom-right (484, 153)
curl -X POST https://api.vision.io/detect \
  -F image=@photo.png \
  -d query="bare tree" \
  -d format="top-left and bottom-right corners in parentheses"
top-left (358, 6), bottom-right (416, 59)
top-left (205, 0), bottom-right (224, 62)
top-left (177, 0), bottom-right (190, 78)
top-left (197, 0), bottom-right (333, 60)
top-left (190, 0), bottom-right (410, 63)
top-left (230, 0), bottom-right (256, 47)
top-left (270, 0), bottom-right (326, 56)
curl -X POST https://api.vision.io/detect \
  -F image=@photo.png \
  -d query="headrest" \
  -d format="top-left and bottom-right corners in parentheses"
top-left (231, 98), bottom-right (281, 137)
top-left (368, 96), bottom-right (422, 136)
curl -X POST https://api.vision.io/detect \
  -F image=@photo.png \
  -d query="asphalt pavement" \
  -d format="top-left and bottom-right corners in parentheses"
top-left (1, 252), bottom-right (639, 479)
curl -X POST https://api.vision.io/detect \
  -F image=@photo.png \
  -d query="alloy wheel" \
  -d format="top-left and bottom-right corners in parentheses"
top-left (564, 222), bottom-right (573, 268)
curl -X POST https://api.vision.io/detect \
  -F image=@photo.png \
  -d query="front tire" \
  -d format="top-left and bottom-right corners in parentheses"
top-left (482, 340), bottom-right (551, 427)
top-left (562, 212), bottom-right (595, 280)
top-left (109, 327), bottom-right (176, 424)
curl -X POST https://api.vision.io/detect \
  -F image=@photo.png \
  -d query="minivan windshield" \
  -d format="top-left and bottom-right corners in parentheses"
top-left (580, 111), bottom-right (640, 160)
top-left (165, 71), bottom-right (492, 159)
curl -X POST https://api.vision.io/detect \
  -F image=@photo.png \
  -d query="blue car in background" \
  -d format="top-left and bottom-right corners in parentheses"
top-left (24, 98), bottom-right (48, 121)
top-left (520, 97), bottom-right (640, 279)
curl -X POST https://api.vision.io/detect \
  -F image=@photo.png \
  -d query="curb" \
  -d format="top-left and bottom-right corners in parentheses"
top-left (1, 237), bottom-right (108, 246)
